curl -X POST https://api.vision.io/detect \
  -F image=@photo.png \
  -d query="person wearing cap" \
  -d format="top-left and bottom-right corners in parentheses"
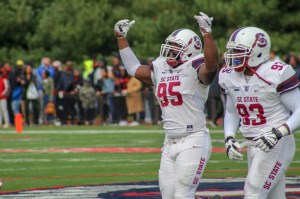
top-left (10, 60), bottom-right (24, 117)
top-left (16, 60), bottom-right (24, 67)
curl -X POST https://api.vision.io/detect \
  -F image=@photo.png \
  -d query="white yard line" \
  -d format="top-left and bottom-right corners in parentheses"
top-left (0, 129), bottom-right (224, 134)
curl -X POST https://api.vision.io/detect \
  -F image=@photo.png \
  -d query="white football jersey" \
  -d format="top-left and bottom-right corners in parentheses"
top-left (151, 54), bottom-right (209, 138)
top-left (219, 61), bottom-right (299, 137)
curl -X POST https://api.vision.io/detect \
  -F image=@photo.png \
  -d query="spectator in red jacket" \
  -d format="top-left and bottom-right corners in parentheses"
top-left (0, 70), bottom-right (10, 128)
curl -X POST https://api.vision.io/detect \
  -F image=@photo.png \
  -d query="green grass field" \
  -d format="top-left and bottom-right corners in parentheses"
top-left (0, 125), bottom-right (299, 193)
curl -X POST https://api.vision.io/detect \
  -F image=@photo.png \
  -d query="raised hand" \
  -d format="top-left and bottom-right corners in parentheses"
top-left (114, 19), bottom-right (135, 38)
top-left (194, 12), bottom-right (213, 35)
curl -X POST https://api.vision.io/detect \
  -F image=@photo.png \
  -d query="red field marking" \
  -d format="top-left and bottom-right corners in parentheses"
top-left (0, 148), bottom-right (161, 153)
top-left (2, 172), bottom-right (158, 182)
top-left (0, 147), bottom-right (244, 153)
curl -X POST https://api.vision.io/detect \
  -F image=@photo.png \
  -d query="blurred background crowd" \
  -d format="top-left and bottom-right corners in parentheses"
top-left (0, 53), bottom-right (160, 128)
top-left (1, 50), bottom-right (299, 129)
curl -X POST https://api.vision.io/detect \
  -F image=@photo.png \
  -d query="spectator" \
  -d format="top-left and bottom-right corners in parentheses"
top-left (70, 68), bottom-right (83, 124)
top-left (89, 59), bottom-right (106, 89)
top-left (142, 84), bottom-right (155, 125)
top-left (125, 76), bottom-right (144, 126)
top-left (206, 72), bottom-right (222, 128)
top-left (0, 70), bottom-right (10, 128)
top-left (110, 52), bottom-right (123, 79)
top-left (117, 68), bottom-right (129, 126)
top-left (206, 54), bottom-right (226, 127)
top-left (89, 59), bottom-right (108, 123)
top-left (60, 61), bottom-right (75, 125)
top-left (1, 62), bottom-right (12, 79)
top-left (22, 64), bottom-right (39, 125)
top-left (108, 52), bottom-right (127, 124)
top-left (142, 57), bottom-right (156, 124)
top-left (286, 54), bottom-right (300, 82)
top-left (52, 60), bottom-right (63, 77)
top-left (79, 79), bottom-right (96, 125)
top-left (1, 62), bottom-right (14, 125)
top-left (52, 60), bottom-right (63, 126)
top-left (42, 70), bottom-right (54, 124)
top-left (36, 57), bottom-right (55, 80)
top-left (10, 60), bottom-right (24, 118)
top-left (82, 57), bottom-right (93, 79)
top-left (36, 57), bottom-right (55, 124)
top-left (99, 69), bottom-right (115, 124)
top-left (268, 49), bottom-right (282, 64)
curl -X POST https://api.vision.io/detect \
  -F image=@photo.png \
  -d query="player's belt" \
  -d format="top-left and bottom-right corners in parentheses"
top-left (245, 137), bottom-right (255, 140)
top-left (170, 137), bottom-right (185, 144)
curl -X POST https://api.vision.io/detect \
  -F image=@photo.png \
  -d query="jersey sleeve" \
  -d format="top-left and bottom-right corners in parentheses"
top-left (218, 67), bottom-right (230, 94)
top-left (191, 57), bottom-right (205, 72)
top-left (276, 64), bottom-right (300, 94)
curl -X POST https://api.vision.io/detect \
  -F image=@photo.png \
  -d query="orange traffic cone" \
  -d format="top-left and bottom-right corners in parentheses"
top-left (14, 113), bottom-right (23, 133)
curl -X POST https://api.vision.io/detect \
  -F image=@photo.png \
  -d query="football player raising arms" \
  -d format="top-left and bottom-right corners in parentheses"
top-left (114, 12), bottom-right (221, 199)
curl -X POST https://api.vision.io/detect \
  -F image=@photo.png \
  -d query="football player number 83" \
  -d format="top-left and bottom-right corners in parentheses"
top-left (157, 82), bottom-right (183, 107)
top-left (237, 103), bottom-right (266, 125)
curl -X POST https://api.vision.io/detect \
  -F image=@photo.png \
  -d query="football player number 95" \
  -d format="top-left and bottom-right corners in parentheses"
top-left (237, 103), bottom-right (266, 125)
top-left (157, 82), bottom-right (183, 107)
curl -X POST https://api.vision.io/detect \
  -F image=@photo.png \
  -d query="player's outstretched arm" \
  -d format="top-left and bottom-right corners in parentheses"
top-left (114, 19), bottom-right (153, 85)
top-left (194, 12), bottom-right (219, 85)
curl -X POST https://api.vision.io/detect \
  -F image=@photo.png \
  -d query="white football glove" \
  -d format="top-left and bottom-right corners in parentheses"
top-left (225, 136), bottom-right (244, 160)
top-left (114, 19), bottom-right (135, 38)
top-left (194, 12), bottom-right (213, 35)
top-left (253, 127), bottom-right (285, 152)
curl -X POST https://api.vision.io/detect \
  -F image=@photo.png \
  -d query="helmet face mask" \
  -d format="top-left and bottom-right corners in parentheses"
top-left (160, 29), bottom-right (202, 67)
top-left (160, 42), bottom-right (185, 66)
top-left (224, 46), bottom-right (253, 72)
top-left (224, 27), bottom-right (271, 72)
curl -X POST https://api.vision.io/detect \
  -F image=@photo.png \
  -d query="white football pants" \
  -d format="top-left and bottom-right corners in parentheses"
top-left (159, 130), bottom-right (212, 199)
top-left (244, 134), bottom-right (295, 199)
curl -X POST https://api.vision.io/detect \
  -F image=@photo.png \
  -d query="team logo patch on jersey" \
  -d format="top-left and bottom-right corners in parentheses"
top-left (243, 85), bottom-right (250, 93)
top-left (187, 125), bottom-right (193, 132)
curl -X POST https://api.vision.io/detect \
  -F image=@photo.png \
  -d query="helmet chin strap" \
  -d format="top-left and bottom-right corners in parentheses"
top-left (233, 58), bottom-right (272, 86)
top-left (246, 65), bottom-right (271, 85)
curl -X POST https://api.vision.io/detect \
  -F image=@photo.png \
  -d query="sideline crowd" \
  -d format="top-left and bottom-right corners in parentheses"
top-left (0, 51), bottom-right (299, 128)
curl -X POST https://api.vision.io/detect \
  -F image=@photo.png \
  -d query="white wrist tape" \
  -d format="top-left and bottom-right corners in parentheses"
top-left (119, 47), bottom-right (141, 76)
top-left (278, 125), bottom-right (290, 137)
